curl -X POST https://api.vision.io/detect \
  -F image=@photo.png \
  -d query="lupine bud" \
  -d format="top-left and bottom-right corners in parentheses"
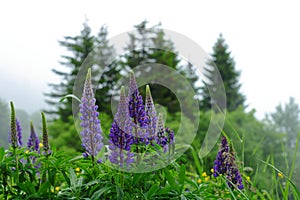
top-left (41, 112), bottom-right (51, 155)
top-left (9, 102), bottom-right (18, 148)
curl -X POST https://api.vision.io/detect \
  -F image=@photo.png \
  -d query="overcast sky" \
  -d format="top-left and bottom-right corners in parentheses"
top-left (0, 0), bottom-right (299, 119)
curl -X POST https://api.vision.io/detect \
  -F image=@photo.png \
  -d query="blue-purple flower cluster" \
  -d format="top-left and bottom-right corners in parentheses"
top-left (128, 71), bottom-right (149, 132)
top-left (79, 69), bottom-right (103, 159)
top-left (108, 70), bottom-right (175, 167)
top-left (16, 119), bottom-right (23, 146)
top-left (213, 136), bottom-right (244, 190)
top-left (27, 122), bottom-right (40, 152)
top-left (109, 86), bottom-right (135, 167)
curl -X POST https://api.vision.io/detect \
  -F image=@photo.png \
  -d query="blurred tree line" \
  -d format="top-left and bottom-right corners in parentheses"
top-left (44, 20), bottom-right (300, 193)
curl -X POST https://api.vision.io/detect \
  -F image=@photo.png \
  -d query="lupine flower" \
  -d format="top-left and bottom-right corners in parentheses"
top-left (128, 70), bottom-right (149, 129)
top-left (213, 136), bottom-right (229, 176)
top-left (145, 85), bottom-right (157, 145)
top-left (41, 112), bottom-right (51, 156)
top-left (27, 121), bottom-right (39, 151)
top-left (9, 102), bottom-right (18, 148)
top-left (16, 119), bottom-right (23, 146)
top-left (109, 86), bottom-right (135, 167)
top-left (155, 113), bottom-right (168, 148)
top-left (79, 68), bottom-right (103, 159)
top-left (165, 127), bottom-right (175, 155)
top-left (213, 136), bottom-right (244, 190)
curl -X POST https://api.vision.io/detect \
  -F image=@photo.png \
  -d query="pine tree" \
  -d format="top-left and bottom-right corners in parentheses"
top-left (200, 34), bottom-right (245, 112)
top-left (119, 20), bottom-right (200, 114)
top-left (45, 22), bottom-right (116, 121)
top-left (45, 21), bottom-right (95, 122)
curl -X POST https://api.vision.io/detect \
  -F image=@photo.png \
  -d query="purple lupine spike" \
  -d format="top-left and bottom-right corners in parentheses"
top-left (79, 68), bottom-right (103, 159)
top-left (109, 86), bottom-right (135, 167)
top-left (213, 136), bottom-right (229, 177)
top-left (128, 70), bottom-right (149, 129)
top-left (213, 136), bottom-right (244, 190)
top-left (155, 113), bottom-right (168, 149)
top-left (16, 119), bottom-right (22, 146)
top-left (145, 85), bottom-right (157, 145)
top-left (165, 127), bottom-right (175, 155)
top-left (27, 122), bottom-right (39, 151)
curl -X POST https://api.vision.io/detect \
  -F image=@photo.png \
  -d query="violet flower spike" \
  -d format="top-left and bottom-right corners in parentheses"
top-left (213, 136), bottom-right (244, 190)
top-left (155, 113), bottom-right (168, 149)
top-left (145, 85), bottom-right (157, 145)
top-left (79, 68), bottom-right (103, 159)
top-left (128, 70), bottom-right (149, 130)
top-left (109, 86), bottom-right (134, 167)
top-left (16, 119), bottom-right (22, 146)
top-left (27, 121), bottom-right (39, 151)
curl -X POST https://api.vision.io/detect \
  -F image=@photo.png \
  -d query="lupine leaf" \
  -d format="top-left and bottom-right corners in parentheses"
top-left (145, 183), bottom-right (159, 199)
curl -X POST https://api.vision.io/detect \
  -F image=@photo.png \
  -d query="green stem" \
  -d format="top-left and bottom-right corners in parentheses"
top-left (13, 147), bottom-right (19, 184)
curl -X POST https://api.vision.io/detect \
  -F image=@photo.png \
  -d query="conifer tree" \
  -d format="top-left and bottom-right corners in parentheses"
top-left (45, 22), bottom-right (116, 121)
top-left (120, 20), bottom-right (200, 114)
top-left (200, 34), bottom-right (245, 112)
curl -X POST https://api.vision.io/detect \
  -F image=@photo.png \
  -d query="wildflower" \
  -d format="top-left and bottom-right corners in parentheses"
top-left (165, 127), bottom-right (175, 154)
top-left (39, 143), bottom-right (44, 148)
top-left (55, 186), bottom-right (60, 192)
top-left (25, 150), bottom-right (29, 154)
top-left (205, 177), bottom-right (210, 182)
top-left (79, 68), bottom-right (103, 159)
top-left (202, 172), bottom-right (207, 177)
top-left (75, 167), bottom-right (80, 172)
top-left (211, 168), bottom-right (214, 173)
top-left (128, 71), bottom-right (148, 135)
top-left (109, 86), bottom-right (134, 167)
top-left (213, 136), bottom-right (244, 190)
top-left (27, 122), bottom-right (40, 151)
top-left (246, 176), bottom-right (250, 181)
top-left (197, 179), bottom-right (202, 184)
top-left (155, 113), bottom-right (168, 149)
top-left (16, 119), bottom-right (23, 146)
top-left (42, 112), bottom-right (51, 155)
top-left (145, 85), bottom-right (157, 145)
top-left (9, 102), bottom-right (18, 148)
top-left (278, 172), bottom-right (283, 179)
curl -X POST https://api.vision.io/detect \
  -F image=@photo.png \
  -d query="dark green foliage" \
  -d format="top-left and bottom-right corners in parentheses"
top-left (200, 34), bottom-right (245, 112)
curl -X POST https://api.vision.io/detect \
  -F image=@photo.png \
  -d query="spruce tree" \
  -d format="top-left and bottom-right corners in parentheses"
top-left (120, 20), bottom-right (200, 114)
top-left (200, 34), bottom-right (245, 112)
top-left (45, 21), bottom-right (95, 121)
top-left (45, 22), bottom-right (116, 121)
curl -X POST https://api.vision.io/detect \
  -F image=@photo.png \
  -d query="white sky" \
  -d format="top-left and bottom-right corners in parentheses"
top-left (0, 0), bottom-right (299, 119)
